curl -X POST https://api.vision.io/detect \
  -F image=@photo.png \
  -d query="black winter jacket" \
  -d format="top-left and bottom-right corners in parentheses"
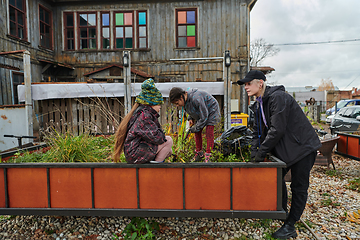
top-left (250, 85), bottom-right (321, 167)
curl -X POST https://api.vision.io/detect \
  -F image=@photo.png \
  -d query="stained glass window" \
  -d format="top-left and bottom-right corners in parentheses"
top-left (114, 11), bottom-right (133, 49)
top-left (137, 11), bottom-right (147, 48)
top-left (176, 9), bottom-right (197, 48)
top-left (101, 12), bottom-right (110, 49)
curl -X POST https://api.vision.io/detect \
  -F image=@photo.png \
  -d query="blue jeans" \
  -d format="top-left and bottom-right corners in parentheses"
top-left (282, 151), bottom-right (316, 223)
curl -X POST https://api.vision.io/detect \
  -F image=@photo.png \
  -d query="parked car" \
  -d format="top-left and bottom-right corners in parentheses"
top-left (326, 114), bottom-right (335, 124)
top-left (330, 106), bottom-right (360, 134)
top-left (326, 99), bottom-right (360, 115)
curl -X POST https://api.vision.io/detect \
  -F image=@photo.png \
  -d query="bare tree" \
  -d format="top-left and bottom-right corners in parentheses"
top-left (250, 38), bottom-right (280, 67)
top-left (318, 78), bottom-right (335, 91)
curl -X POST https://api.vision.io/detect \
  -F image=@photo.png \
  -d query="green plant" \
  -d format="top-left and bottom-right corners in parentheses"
top-left (347, 177), bottom-right (360, 192)
top-left (122, 217), bottom-right (159, 240)
top-left (325, 169), bottom-right (343, 179)
top-left (0, 215), bottom-right (13, 221)
top-left (321, 195), bottom-right (341, 207)
top-left (9, 130), bottom-right (119, 163)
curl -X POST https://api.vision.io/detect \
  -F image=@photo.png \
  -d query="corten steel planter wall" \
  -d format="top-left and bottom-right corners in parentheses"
top-left (0, 156), bottom-right (286, 220)
top-left (336, 132), bottom-right (360, 161)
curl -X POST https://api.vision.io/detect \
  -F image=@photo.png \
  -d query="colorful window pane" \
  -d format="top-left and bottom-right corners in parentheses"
top-left (116, 13), bottom-right (123, 25)
top-left (124, 13), bottom-right (132, 25)
top-left (176, 9), bottom-right (197, 48)
top-left (114, 11), bottom-right (133, 49)
top-left (187, 11), bottom-right (195, 24)
top-left (139, 12), bottom-right (146, 25)
top-left (187, 25), bottom-right (195, 36)
top-left (178, 11), bottom-right (186, 24)
top-left (102, 13), bottom-right (109, 26)
top-left (101, 12), bottom-right (110, 49)
top-left (137, 11), bottom-right (147, 48)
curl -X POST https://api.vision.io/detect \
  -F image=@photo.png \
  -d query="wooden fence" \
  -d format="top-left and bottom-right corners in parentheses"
top-left (37, 96), bottom-right (224, 136)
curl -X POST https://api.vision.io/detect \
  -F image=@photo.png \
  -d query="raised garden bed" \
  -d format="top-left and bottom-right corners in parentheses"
top-left (336, 132), bottom-right (360, 161)
top-left (0, 157), bottom-right (286, 220)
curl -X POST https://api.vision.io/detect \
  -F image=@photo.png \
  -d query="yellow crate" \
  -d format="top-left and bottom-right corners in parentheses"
top-left (231, 113), bottom-right (249, 127)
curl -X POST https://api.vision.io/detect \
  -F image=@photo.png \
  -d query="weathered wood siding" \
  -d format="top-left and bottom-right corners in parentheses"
top-left (1, 0), bottom-right (251, 127)
top-left (52, 0), bottom-right (250, 101)
top-left (0, 0), bottom-right (56, 105)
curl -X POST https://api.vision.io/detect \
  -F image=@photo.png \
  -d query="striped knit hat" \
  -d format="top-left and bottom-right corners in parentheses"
top-left (135, 78), bottom-right (164, 105)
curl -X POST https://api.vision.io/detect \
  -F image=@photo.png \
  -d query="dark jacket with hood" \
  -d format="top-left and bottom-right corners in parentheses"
top-left (250, 85), bottom-right (321, 167)
top-left (124, 105), bottom-right (166, 164)
top-left (185, 89), bottom-right (221, 133)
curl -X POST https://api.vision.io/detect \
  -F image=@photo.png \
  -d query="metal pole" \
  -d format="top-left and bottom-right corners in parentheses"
top-left (223, 53), bottom-right (231, 131)
top-left (123, 51), bottom-right (131, 115)
top-left (223, 53), bottom-right (227, 131)
top-left (23, 50), bottom-right (33, 139)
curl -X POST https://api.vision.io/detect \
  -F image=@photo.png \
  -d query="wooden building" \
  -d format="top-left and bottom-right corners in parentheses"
top-left (0, 0), bottom-right (256, 109)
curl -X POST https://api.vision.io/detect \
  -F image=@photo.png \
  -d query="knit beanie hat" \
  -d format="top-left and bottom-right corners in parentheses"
top-left (135, 78), bottom-right (164, 105)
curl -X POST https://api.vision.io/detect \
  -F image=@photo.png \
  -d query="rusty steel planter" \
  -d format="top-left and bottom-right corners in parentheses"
top-left (0, 156), bottom-right (286, 220)
top-left (336, 132), bottom-right (360, 161)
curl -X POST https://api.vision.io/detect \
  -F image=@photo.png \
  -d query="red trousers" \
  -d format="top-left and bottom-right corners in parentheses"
top-left (195, 125), bottom-right (215, 153)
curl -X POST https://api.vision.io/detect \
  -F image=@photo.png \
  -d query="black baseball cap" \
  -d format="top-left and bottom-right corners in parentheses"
top-left (236, 70), bottom-right (266, 85)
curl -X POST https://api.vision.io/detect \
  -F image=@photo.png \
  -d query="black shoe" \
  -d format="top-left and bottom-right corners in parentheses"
top-left (271, 223), bottom-right (297, 239)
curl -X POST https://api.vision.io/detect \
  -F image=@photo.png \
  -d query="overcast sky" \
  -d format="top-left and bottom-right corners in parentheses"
top-left (250, 0), bottom-right (360, 90)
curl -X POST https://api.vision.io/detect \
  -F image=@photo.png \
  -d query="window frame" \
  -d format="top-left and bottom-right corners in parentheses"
top-left (113, 10), bottom-right (134, 49)
top-left (77, 11), bottom-right (98, 50)
top-left (8, 0), bottom-right (27, 41)
top-left (11, 71), bottom-right (24, 105)
top-left (64, 12), bottom-right (75, 51)
top-left (39, 4), bottom-right (53, 49)
top-left (175, 8), bottom-right (198, 48)
top-left (137, 10), bottom-right (148, 49)
top-left (101, 11), bottom-right (111, 50)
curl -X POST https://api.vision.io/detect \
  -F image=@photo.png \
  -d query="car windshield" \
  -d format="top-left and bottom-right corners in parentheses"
top-left (337, 101), bottom-right (349, 108)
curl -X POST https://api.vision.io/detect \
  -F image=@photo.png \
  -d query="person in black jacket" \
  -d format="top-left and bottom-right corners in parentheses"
top-left (236, 70), bottom-right (321, 239)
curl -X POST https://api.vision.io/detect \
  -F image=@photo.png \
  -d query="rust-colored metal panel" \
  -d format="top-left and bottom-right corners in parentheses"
top-left (233, 168), bottom-right (277, 211)
top-left (347, 136), bottom-right (360, 158)
top-left (0, 169), bottom-right (5, 208)
top-left (185, 168), bottom-right (231, 210)
top-left (50, 168), bottom-right (92, 208)
top-left (337, 134), bottom-right (347, 154)
top-left (7, 168), bottom-right (47, 208)
top-left (139, 168), bottom-right (183, 209)
top-left (94, 168), bottom-right (137, 209)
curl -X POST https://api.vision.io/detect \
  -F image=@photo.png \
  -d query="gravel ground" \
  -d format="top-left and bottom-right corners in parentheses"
top-left (0, 154), bottom-right (359, 240)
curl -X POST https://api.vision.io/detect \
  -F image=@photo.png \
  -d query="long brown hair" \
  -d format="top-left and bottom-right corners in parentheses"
top-left (113, 102), bottom-right (140, 162)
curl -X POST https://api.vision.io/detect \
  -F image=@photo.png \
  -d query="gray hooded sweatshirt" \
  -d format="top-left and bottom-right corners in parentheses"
top-left (184, 89), bottom-right (221, 132)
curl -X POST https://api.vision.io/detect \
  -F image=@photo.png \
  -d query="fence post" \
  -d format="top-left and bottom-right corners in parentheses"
top-left (23, 50), bottom-right (33, 139)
